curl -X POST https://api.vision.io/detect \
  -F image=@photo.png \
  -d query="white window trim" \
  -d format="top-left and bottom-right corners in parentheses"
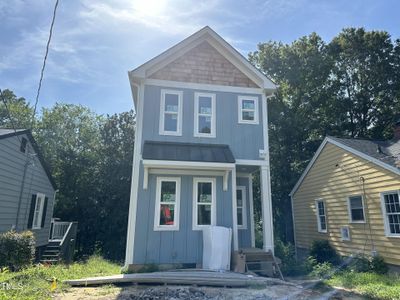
top-left (340, 226), bottom-right (351, 241)
top-left (238, 95), bottom-right (259, 124)
top-left (347, 195), bottom-right (366, 223)
top-left (380, 190), bottom-right (400, 238)
top-left (192, 177), bottom-right (216, 230)
top-left (32, 193), bottom-right (45, 230)
top-left (315, 199), bottom-right (327, 233)
top-left (159, 89), bottom-right (183, 136)
top-left (194, 92), bottom-right (216, 138)
top-left (154, 177), bottom-right (181, 231)
top-left (237, 186), bottom-right (247, 230)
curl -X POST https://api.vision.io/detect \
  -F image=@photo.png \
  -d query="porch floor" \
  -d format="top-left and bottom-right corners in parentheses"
top-left (64, 269), bottom-right (279, 288)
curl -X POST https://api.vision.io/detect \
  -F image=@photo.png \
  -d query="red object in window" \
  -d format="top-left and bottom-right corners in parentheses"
top-left (161, 206), bottom-right (174, 225)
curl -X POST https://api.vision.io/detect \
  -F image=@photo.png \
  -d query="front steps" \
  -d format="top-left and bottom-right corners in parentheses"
top-left (241, 248), bottom-right (282, 278)
top-left (40, 241), bottom-right (61, 264)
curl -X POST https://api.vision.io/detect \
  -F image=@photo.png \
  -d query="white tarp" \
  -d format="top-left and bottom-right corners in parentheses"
top-left (202, 226), bottom-right (232, 271)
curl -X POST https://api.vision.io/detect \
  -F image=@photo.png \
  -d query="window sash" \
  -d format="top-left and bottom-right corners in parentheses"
top-left (32, 193), bottom-right (45, 229)
top-left (193, 178), bottom-right (216, 229)
top-left (154, 177), bottom-right (180, 231)
top-left (159, 90), bottom-right (182, 136)
top-left (194, 93), bottom-right (215, 137)
top-left (237, 186), bottom-right (247, 229)
top-left (348, 196), bottom-right (365, 222)
top-left (238, 96), bottom-right (259, 124)
top-left (381, 191), bottom-right (400, 236)
top-left (316, 200), bottom-right (327, 232)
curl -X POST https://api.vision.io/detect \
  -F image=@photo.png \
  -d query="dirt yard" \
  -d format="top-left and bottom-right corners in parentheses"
top-left (55, 281), bottom-right (363, 300)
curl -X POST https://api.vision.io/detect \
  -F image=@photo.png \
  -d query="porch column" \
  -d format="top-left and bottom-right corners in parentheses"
top-left (260, 165), bottom-right (274, 253)
top-left (231, 168), bottom-right (239, 251)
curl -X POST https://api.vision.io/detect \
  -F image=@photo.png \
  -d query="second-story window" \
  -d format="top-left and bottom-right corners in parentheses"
top-left (238, 96), bottom-right (259, 124)
top-left (194, 92), bottom-right (216, 138)
top-left (159, 89), bottom-right (183, 136)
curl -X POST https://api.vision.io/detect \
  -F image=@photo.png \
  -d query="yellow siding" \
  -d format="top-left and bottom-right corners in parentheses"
top-left (293, 143), bottom-right (400, 266)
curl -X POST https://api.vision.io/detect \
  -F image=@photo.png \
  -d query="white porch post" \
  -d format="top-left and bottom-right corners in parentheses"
top-left (260, 165), bottom-right (274, 253)
top-left (248, 175), bottom-right (256, 248)
top-left (231, 168), bottom-right (239, 251)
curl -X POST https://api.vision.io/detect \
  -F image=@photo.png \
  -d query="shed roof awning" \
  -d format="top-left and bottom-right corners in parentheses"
top-left (142, 141), bottom-right (235, 164)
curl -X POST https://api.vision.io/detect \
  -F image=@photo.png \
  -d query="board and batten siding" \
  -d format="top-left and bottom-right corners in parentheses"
top-left (237, 176), bottom-right (252, 248)
top-left (0, 134), bottom-right (55, 247)
top-left (141, 84), bottom-right (264, 161)
top-left (292, 142), bottom-right (400, 266)
top-left (133, 163), bottom-right (233, 264)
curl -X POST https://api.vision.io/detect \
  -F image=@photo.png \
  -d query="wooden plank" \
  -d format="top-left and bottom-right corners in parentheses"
top-left (64, 270), bottom-right (271, 287)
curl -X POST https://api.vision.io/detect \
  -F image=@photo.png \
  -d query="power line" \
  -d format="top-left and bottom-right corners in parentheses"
top-left (31, 0), bottom-right (60, 129)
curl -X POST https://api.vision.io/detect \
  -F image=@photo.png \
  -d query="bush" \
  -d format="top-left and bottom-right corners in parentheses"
top-left (309, 240), bottom-right (340, 265)
top-left (274, 239), bottom-right (310, 276)
top-left (370, 255), bottom-right (388, 275)
top-left (0, 230), bottom-right (35, 271)
top-left (310, 262), bottom-right (334, 279)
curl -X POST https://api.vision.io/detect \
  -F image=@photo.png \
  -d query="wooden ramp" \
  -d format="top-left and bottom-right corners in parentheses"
top-left (64, 269), bottom-right (275, 288)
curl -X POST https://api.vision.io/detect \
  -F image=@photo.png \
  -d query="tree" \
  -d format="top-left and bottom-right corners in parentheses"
top-left (0, 89), bottom-right (34, 129)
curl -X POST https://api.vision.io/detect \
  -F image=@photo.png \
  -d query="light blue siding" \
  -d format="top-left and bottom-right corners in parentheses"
top-left (133, 163), bottom-right (233, 264)
top-left (0, 134), bottom-right (55, 247)
top-left (141, 85), bottom-right (264, 160)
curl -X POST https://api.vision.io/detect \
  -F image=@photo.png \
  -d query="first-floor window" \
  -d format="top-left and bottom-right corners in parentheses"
top-left (193, 178), bottom-right (216, 230)
top-left (32, 193), bottom-right (45, 229)
top-left (381, 191), bottom-right (400, 236)
top-left (154, 177), bottom-right (180, 231)
top-left (348, 195), bottom-right (365, 222)
top-left (237, 186), bottom-right (247, 229)
top-left (316, 199), bottom-right (327, 233)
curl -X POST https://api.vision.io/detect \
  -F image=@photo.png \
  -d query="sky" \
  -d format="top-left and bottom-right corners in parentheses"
top-left (1, 0), bottom-right (400, 115)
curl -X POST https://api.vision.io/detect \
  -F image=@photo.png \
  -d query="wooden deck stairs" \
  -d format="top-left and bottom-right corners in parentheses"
top-left (241, 248), bottom-right (283, 279)
top-left (40, 241), bottom-right (61, 264)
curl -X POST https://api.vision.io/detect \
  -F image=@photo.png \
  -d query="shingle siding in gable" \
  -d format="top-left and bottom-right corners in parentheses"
top-left (149, 41), bottom-right (259, 88)
top-left (0, 134), bottom-right (55, 247)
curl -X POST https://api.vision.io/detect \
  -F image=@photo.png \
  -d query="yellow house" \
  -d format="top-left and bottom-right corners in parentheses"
top-left (290, 132), bottom-right (400, 267)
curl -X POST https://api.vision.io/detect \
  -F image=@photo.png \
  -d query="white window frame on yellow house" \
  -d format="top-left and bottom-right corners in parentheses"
top-left (340, 226), bottom-right (351, 241)
top-left (347, 195), bottom-right (366, 223)
top-left (154, 177), bottom-right (181, 231)
top-left (315, 199), bottom-right (327, 233)
top-left (380, 190), bottom-right (400, 237)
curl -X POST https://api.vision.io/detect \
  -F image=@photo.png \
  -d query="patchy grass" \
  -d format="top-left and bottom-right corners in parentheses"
top-left (326, 271), bottom-right (400, 300)
top-left (0, 256), bottom-right (121, 300)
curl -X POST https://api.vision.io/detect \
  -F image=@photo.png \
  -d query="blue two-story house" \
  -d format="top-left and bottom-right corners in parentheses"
top-left (125, 26), bottom-right (277, 270)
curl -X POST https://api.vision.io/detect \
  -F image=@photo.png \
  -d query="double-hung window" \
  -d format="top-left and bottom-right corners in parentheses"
top-left (381, 191), bottom-right (400, 237)
top-left (315, 199), bottom-right (327, 233)
top-left (348, 195), bottom-right (365, 223)
top-left (154, 177), bottom-right (180, 231)
top-left (194, 92), bottom-right (215, 138)
top-left (193, 178), bottom-right (216, 230)
top-left (32, 193), bottom-right (45, 229)
top-left (237, 186), bottom-right (247, 229)
top-left (159, 90), bottom-right (182, 136)
top-left (238, 96), bottom-right (259, 124)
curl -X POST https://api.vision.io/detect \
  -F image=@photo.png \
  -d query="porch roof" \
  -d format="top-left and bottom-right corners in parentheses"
top-left (142, 140), bottom-right (235, 164)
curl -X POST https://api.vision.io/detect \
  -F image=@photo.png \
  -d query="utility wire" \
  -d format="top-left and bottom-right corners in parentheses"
top-left (30, 0), bottom-right (60, 129)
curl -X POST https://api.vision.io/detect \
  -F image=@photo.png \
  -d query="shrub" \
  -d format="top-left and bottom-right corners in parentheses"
top-left (0, 230), bottom-right (35, 271)
top-left (274, 239), bottom-right (309, 276)
top-left (310, 262), bottom-right (334, 279)
top-left (370, 255), bottom-right (388, 275)
top-left (309, 240), bottom-right (340, 265)
top-left (347, 254), bottom-right (370, 272)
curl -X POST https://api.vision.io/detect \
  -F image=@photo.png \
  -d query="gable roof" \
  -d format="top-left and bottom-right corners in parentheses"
top-left (129, 26), bottom-right (276, 92)
top-left (142, 140), bottom-right (235, 163)
top-left (290, 136), bottom-right (400, 196)
top-left (0, 129), bottom-right (57, 190)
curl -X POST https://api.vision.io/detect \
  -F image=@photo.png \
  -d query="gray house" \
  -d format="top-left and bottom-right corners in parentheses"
top-left (125, 27), bottom-right (277, 270)
top-left (0, 129), bottom-right (56, 253)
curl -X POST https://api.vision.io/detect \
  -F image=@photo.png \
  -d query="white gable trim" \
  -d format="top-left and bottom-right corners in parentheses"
top-left (130, 26), bottom-right (276, 90)
top-left (290, 137), bottom-right (400, 196)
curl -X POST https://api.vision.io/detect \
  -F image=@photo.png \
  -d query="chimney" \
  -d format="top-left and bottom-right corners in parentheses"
top-left (395, 119), bottom-right (400, 140)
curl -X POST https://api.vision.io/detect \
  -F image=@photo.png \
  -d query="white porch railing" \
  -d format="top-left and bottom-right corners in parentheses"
top-left (50, 221), bottom-right (71, 241)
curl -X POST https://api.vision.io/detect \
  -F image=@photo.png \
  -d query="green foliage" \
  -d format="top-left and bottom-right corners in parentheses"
top-left (0, 231), bottom-right (35, 271)
top-left (0, 256), bottom-right (120, 300)
top-left (274, 239), bottom-right (305, 275)
top-left (310, 262), bottom-right (334, 279)
top-left (326, 271), bottom-right (400, 300)
top-left (347, 254), bottom-right (388, 274)
top-left (309, 240), bottom-right (341, 265)
top-left (0, 89), bottom-right (34, 129)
